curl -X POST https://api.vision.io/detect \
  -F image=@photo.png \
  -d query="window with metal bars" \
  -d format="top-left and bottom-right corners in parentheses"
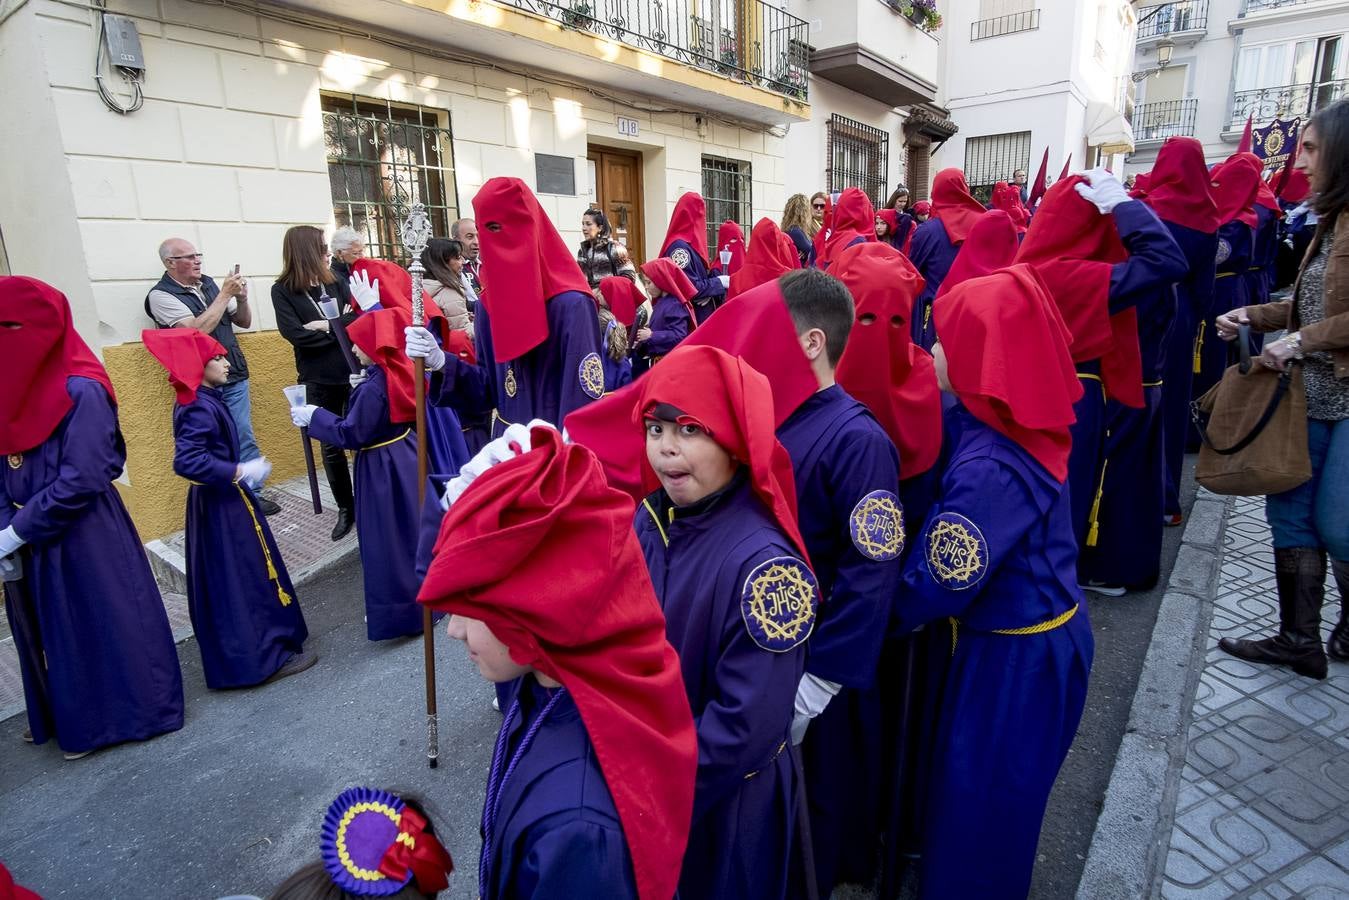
top-left (321, 94), bottom-right (459, 262)
top-left (963, 131), bottom-right (1031, 203)
top-left (826, 115), bottom-right (890, 206)
top-left (701, 155), bottom-right (752, 254)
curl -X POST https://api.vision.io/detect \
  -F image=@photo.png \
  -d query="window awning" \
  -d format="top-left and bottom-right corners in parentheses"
top-left (1085, 100), bottom-right (1135, 154)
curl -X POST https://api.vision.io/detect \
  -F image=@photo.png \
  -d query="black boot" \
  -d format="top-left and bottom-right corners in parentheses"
top-left (330, 507), bottom-right (355, 541)
top-left (1220, 546), bottom-right (1328, 680)
top-left (1327, 558), bottom-right (1349, 662)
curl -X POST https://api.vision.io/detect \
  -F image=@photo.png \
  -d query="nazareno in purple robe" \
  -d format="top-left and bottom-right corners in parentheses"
top-left (1161, 224), bottom-right (1218, 517)
top-left (1190, 220), bottom-right (1254, 449)
top-left (908, 218), bottom-right (960, 350)
top-left (635, 472), bottom-right (814, 900)
top-left (1, 376), bottom-right (184, 754)
top-left (630, 294), bottom-right (690, 378)
top-left (664, 238), bottom-right (726, 325)
top-left (173, 387), bottom-right (308, 689)
top-left (479, 676), bottom-right (638, 899)
top-left (430, 290), bottom-right (604, 437)
top-left (777, 385), bottom-right (904, 898)
top-left (896, 405), bottom-right (1093, 899)
top-left (306, 366), bottom-right (427, 640)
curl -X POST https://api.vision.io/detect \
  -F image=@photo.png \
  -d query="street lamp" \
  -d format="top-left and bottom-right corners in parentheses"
top-left (1132, 38), bottom-right (1176, 82)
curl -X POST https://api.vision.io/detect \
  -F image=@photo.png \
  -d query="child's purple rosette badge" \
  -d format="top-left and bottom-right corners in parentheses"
top-left (320, 786), bottom-right (412, 896)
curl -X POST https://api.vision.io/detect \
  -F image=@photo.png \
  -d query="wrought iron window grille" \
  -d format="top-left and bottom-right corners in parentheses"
top-left (701, 154), bottom-right (752, 253)
top-left (826, 114), bottom-right (890, 208)
top-left (970, 8), bottom-right (1040, 41)
top-left (963, 130), bottom-right (1031, 204)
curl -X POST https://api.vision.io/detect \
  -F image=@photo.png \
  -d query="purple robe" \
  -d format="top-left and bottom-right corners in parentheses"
top-left (636, 473), bottom-right (815, 899)
top-left (897, 406), bottom-right (1093, 899)
top-left (430, 290), bottom-right (604, 437)
top-left (174, 387), bottom-right (308, 688)
top-left (1190, 221), bottom-right (1253, 449)
top-left (631, 295), bottom-right (691, 378)
top-left (1, 377), bottom-right (184, 754)
top-left (306, 367), bottom-right (425, 640)
top-left (777, 385), bottom-right (903, 897)
top-left (909, 218), bottom-right (960, 350)
top-left (479, 676), bottom-right (637, 899)
top-left (664, 239), bottom-right (726, 325)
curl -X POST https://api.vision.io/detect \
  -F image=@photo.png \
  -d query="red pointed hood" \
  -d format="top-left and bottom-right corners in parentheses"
top-left (473, 177), bottom-right (594, 362)
top-left (936, 210), bottom-right (1020, 300)
top-left (640, 257), bottom-right (697, 329)
top-left (820, 187), bottom-right (876, 267)
top-left (417, 427), bottom-right (697, 900)
top-left (930, 168), bottom-right (987, 245)
top-left (0, 276), bottom-right (118, 453)
top-left (598, 276), bottom-right (641, 327)
top-left (730, 218), bottom-right (800, 299)
top-left (660, 192), bottom-right (710, 264)
top-left (351, 257), bottom-right (474, 365)
top-left (347, 306), bottom-right (418, 424)
top-left (990, 182), bottom-right (1029, 233)
top-left (715, 220), bottom-right (746, 274)
top-left (142, 327), bottom-right (228, 406)
top-left (1135, 137), bottom-right (1220, 233)
top-left (1210, 153), bottom-right (1263, 227)
top-left (832, 242), bottom-right (943, 478)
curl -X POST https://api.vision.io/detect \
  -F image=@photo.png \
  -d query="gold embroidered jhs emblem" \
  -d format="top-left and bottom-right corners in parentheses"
top-left (6, 454), bottom-right (21, 470)
top-left (926, 513), bottom-right (989, 590)
top-left (741, 557), bottom-right (818, 652)
top-left (504, 365), bottom-right (517, 398)
top-left (579, 352), bottom-right (605, 400)
top-left (850, 491), bottom-right (904, 561)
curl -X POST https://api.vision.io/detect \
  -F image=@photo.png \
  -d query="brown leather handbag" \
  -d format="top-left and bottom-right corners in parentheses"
top-left (1192, 326), bottom-right (1312, 496)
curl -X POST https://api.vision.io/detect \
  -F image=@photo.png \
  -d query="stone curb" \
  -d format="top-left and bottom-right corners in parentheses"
top-left (1074, 492), bottom-right (1233, 900)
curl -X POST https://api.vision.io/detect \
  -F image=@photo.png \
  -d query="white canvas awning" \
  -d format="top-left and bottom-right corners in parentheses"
top-left (1085, 101), bottom-right (1135, 154)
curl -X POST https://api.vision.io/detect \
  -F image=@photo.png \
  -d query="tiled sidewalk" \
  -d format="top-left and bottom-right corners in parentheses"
top-left (1161, 496), bottom-right (1349, 898)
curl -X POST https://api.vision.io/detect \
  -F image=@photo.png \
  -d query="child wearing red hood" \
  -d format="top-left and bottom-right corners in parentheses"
top-left (144, 328), bottom-right (315, 689)
top-left (630, 257), bottom-right (697, 378)
top-left (417, 426), bottom-right (697, 900)
top-left (660, 192), bottom-right (728, 324)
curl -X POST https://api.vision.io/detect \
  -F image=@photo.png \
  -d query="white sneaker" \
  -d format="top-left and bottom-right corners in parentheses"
top-left (1081, 581), bottom-right (1127, 597)
top-left (491, 696), bottom-right (500, 712)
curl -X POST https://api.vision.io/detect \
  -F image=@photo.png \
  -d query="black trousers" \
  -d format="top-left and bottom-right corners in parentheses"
top-left (305, 381), bottom-right (354, 512)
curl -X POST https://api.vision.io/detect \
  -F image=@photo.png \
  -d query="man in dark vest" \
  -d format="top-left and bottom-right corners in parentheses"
top-left (146, 237), bottom-right (280, 515)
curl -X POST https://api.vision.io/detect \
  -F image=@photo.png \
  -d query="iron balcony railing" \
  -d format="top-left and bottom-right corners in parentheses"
top-left (1229, 79), bottom-right (1349, 131)
top-left (1136, 0), bottom-right (1208, 40)
top-left (970, 9), bottom-right (1040, 41)
top-left (1131, 99), bottom-right (1199, 143)
top-left (1243, 0), bottom-right (1313, 13)
top-left (498, 0), bottom-right (811, 101)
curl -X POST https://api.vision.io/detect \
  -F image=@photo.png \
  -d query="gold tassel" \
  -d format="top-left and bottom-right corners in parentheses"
top-left (948, 617), bottom-right (959, 657)
top-left (236, 483), bottom-right (292, 607)
top-left (1193, 321), bottom-right (1205, 375)
top-left (1086, 458), bottom-right (1109, 548)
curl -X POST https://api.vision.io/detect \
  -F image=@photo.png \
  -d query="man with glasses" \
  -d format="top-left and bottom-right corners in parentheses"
top-left (145, 238), bottom-right (279, 515)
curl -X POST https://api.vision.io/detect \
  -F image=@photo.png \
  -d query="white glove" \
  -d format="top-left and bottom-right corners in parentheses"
top-left (439, 423), bottom-right (551, 510)
top-left (0, 554), bottom-right (19, 582)
top-left (790, 673), bottom-right (842, 746)
top-left (349, 270), bottom-right (381, 312)
top-left (717, 275), bottom-right (731, 289)
top-left (237, 457), bottom-right (272, 490)
top-left (290, 405), bottom-right (317, 428)
top-left (0, 525), bottom-right (25, 558)
top-left (349, 372), bottom-right (368, 389)
top-left (1074, 168), bottom-right (1131, 215)
top-left (405, 326), bottom-right (446, 372)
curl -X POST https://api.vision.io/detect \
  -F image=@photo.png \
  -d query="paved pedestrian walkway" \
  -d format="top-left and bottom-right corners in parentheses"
top-left (1161, 495), bottom-right (1349, 898)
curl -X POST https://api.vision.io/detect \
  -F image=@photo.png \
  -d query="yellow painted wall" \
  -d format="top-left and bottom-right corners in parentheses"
top-left (104, 331), bottom-right (309, 540)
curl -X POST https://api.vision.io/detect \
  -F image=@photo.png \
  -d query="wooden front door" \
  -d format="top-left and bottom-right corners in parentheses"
top-left (588, 147), bottom-right (645, 264)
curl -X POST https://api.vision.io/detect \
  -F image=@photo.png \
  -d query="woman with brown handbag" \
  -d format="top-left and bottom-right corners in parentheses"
top-left (1215, 100), bottom-right (1349, 680)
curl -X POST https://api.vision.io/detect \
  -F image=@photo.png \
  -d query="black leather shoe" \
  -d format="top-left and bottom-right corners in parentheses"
top-left (1328, 559), bottom-right (1349, 662)
top-left (257, 496), bottom-right (282, 516)
top-left (331, 508), bottom-right (355, 541)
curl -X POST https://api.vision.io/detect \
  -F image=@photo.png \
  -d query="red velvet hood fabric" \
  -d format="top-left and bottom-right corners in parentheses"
top-left (990, 182), bottom-right (1030, 233)
top-left (832, 243), bottom-right (943, 478)
top-left (1210, 153), bottom-right (1264, 228)
top-left (820, 188), bottom-right (876, 267)
top-left (417, 427), bottom-right (697, 900)
top-left (635, 344), bottom-right (808, 560)
top-left (565, 279), bottom-right (816, 499)
top-left (729, 218), bottom-right (799, 299)
top-left (0, 276), bottom-right (118, 454)
top-left (930, 169), bottom-right (987, 245)
top-left (141, 327), bottom-right (227, 407)
top-left (1135, 137), bottom-right (1220, 234)
top-left (0, 862), bottom-right (41, 900)
top-left (351, 258), bottom-right (474, 366)
top-left (640, 257), bottom-right (697, 329)
top-left (473, 177), bottom-right (593, 362)
top-left (934, 264), bottom-right (1082, 481)
top-left (1015, 176), bottom-right (1143, 408)
top-left (936, 210), bottom-right (1019, 300)
top-left (715, 220), bottom-right (746, 274)
top-left (660, 192), bottom-right (710, 264)
top-left (876, 208), bottom-right (901, 241)
top-left (348, 306), bottom-right (417, 424)
top-left (1278, 167), bottom-right (1311, 204)
top-left (598, 276), bottom-right (640, 327)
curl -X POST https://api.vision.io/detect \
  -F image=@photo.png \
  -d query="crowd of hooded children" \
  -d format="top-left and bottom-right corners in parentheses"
top-left (4, 99), bottom-right (1346, 899)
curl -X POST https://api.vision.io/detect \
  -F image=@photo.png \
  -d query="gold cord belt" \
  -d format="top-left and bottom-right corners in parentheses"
top-left (948, 603), bottom-right (1079, 656)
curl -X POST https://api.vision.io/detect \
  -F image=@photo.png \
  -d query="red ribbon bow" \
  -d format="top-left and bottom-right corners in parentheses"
top-left (377, 807), bottom-right (455, 892)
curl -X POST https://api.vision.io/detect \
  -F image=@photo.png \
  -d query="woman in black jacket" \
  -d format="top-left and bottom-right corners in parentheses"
top-left (270, 225), bottom-right (358, 540)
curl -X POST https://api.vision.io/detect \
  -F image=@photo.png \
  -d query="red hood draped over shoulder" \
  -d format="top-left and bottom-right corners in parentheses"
top-left (934, 264), bottom-right (1082, 481)
top-left (990, 182), bottom-right (1029, 233)
top-left (565, 279), bottom-right (816, 498)
top-left (347, 306), bottom-right (418, 424)
top-left (598, 276), bottom-right (641, 328)
top-left (930, 168), bottom-right (987, 245)
top-left (417, 427), bottom-right (696, 900)
top-left (832, 243), bottom-right (943, 478)
top-left (715, 220), bottom-right (746, 274)
top-left (660, 192), bottom-right (710, 264)
top-left (1232, 151), bottom-right (1282, 214)
top-left (730, 218), bottom-right (799, 299)
top-left (1134, 137), bottom-right (1220, 234)
top-left (1015, 176), bottom-right (1144, 408)
top-left (141, 327), bottom-right (227, 406)
top-left (1210, 153), bottom-right (1263, 228)
top-left (820, 187), bottom-right (876, 267)
top-left (936, 210), bottom-right (1019, 300)
top-left (0, 276), bottom-right (118, 454)
top-left (640, 257), bottom-right (697, 329)
top-left (473, 177), bottom-right (593, 362)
